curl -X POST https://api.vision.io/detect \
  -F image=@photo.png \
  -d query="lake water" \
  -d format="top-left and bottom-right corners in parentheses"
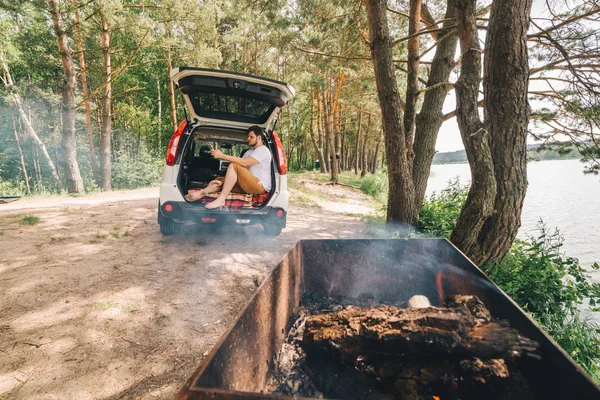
top-left (427, 159), bottom-right (600, 270)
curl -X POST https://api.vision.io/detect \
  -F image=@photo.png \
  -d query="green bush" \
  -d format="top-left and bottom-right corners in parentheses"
top-left (111, 150), bottom-right (163, 190)
top-left (359, 173), bottom-right (388, 200)
top-left (417, 181), bottom-right (600, 382)
top-left (0, 179), bottom-right (24, 196)
top-left (484, 225), bottom-right (600, 380)
top-left (417, 178), bottom-right (467, 239)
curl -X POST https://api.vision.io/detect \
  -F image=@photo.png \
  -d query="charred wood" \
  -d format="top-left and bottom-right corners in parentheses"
top-left (302, 304), bottom-right (538, 361)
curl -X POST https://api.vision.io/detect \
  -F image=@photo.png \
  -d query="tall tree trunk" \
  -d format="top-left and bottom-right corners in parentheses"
top-left (354, 107), bottom-right (363, 175)
top-left (11, 112), bottom-right (31, 194)
top-left (297, 145), bottom-right (303, 170)
top-left (308, 89), bottom-right (326, 172)
top-left (316, 91), bottom-right (328, 173)
top-left (74, 0), bottom-right (99, 186)
top-left (365, 0), bottom-right (417, 226)
top-left (412, 0), bottom-right (458, 211)
top-left (1, 60), bottom-right (61, 187)
top-left (49, 0), bottom-right (84, 194)
top-left (371, 133), bottom-right (382, 174)
top-left (452, 0), bottom-right (532, 266)
top-left (99, 5), bottom-right (112, 191)
top-left (165, 23), bottom-right (177, 130)
top-left (403, 0), bottom-right (422, 156)
top-left (32, 142), bottom-right (42, 188)
top-left (478, 0), bottom-right (532, 265)
top-left (450, 0), bottom-right (496, 259)
top-left (287, 104), bottom-right (291, 161)
top-left (323, 90), bottom-right (338, 183)
top-left (157, 77), bottom-right (162, 151)
top-left (361, 114), bottom-right (371, 178)
top-left (332, 72), bottom-right (344, 163)
top-left (340, 112), bottom-right (346, 171)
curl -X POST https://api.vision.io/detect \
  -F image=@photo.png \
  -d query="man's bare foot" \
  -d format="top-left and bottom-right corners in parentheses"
top-left (205, 197), bottom-right (226, 209)
top-left (184, 190), bottom-right (205, 202)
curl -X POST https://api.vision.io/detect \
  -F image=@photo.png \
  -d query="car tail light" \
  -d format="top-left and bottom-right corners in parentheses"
top-left (277, 209), bottom-right (284, 217)
top-left (271, 131), bottom-right (287, 175)
top-left (166, 120), bottom-right (187, 166)
top-left (164, 204), bottom-right (173, 212)
top-left (201, 217), bottom-right (216, 223)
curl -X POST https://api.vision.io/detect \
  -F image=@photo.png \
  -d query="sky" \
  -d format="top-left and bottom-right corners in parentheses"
top-left (434, 0), bottom-right (556, 153)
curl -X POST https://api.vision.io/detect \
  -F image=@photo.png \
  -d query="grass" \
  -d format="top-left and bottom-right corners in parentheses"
top-left (19, 215), bottom-right (40, 225)
top-left (0, 230), bottom-right (3, 236)
top-left (91, 301), bottom-right (117, 310)
top-left (90, 232), bottom-right (107, 243)
top-left (122, 304), bottom-right (139, 313)
top-left (291, 192), bottom-right (320, 208)
top-left (195, 240), bottom-right (207, 246)
top-left (155, 315), bottom-right (168, 324)
top-left (111, 225), bottom-right (121, 238)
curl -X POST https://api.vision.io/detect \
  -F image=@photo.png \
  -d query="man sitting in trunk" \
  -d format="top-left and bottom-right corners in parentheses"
top-left (184, 125), bottom-right (272, 208)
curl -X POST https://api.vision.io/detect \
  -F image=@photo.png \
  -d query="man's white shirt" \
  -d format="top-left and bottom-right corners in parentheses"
top-left (244, 145), bottom-right (272, 192)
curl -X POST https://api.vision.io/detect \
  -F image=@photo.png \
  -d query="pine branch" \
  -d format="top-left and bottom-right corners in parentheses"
top-left (76, 30), bottom-right (150, 108)
top-left (528, 7), bottom-right (600, 38)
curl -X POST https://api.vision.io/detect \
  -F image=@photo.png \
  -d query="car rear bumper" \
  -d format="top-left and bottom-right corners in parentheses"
top-left (158, 200), bottom-right (286, 227)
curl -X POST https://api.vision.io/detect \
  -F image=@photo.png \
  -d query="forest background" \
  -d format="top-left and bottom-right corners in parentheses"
top-left (0, 0), bottom-right (598, 261)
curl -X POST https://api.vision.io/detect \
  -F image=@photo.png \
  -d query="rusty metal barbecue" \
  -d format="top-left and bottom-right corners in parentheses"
top-left (177, 239), bottom-right (600, 399)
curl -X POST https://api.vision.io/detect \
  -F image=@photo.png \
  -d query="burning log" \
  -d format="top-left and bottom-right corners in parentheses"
top-left (298, 295), bottom-right (538, 399)
top-left (302, 302), bottom-right (537, 361)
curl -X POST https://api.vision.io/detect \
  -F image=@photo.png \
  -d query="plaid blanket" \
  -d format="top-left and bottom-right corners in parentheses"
top-left (189, 188), bottom-right (269, 210)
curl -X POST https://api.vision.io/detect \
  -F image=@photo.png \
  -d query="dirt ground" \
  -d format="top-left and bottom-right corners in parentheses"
top-left (0, 175), bottom-right (381, 400)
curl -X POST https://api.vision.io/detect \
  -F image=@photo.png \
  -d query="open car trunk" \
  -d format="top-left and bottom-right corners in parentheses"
top-left (177, 126), bottom-right (278, 209)
top-left (170, 67), bottom-right (294, 129)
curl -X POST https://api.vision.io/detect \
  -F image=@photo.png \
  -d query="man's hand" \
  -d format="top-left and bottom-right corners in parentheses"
top-left (210, 149), bottom-right (224, 159)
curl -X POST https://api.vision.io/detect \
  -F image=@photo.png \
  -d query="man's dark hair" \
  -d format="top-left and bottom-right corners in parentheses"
top-left (247, 125), bottom-right (266, 143)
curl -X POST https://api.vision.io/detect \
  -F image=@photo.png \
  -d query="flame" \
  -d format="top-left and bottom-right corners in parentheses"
top-left (436, 271), bottom-right (444, 306)
top-left (432, 396), bottom-right (441, 400)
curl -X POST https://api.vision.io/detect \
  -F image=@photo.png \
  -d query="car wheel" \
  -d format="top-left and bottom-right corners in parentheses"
top-left (160, 220), bottom-right (181, 236)
top-left (263, 224), bottom-right (283, 236)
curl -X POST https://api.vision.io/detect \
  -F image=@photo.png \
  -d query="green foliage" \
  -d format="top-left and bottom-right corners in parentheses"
top-left (486, 227), bottom-right (600, 319)
top-left (0, 179), bottom-right (24, 196)
top-left (20, 215), bottom-right (39, 225)
top-left (542, 314), bottom-right (600, 382)
top-left (484, 225), bottom-right (600, 381)
top-left (358, 173), bottom-right (388, 200)
top-left (111, 150), bottom-right (163, 190)
top-left (417, 181), bottom-right (600, 381)
top-left (417, 179), bottom-right (467, 238)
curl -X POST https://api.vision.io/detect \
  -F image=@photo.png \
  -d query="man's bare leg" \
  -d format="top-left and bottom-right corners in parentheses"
top-left (185, 181), bottom-right (221, 202)
top-left (205, 165), bottom-right (237, 209)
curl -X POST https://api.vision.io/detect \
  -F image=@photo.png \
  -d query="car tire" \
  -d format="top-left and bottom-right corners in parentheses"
top-left (263, 224), bottom-right (283, 236)
top-left (160, 220), bottom-right (181, 236)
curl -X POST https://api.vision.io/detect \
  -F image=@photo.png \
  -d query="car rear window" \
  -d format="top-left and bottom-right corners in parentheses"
top-left (189, 92), bottom-right (275, 124)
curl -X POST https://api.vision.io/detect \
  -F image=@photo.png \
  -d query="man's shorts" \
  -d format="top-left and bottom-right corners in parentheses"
top-left (226, 163), bottom-right (266, 195)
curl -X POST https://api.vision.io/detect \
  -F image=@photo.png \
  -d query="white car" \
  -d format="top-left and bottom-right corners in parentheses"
top-left (158, 68), bottom-right (295, 236)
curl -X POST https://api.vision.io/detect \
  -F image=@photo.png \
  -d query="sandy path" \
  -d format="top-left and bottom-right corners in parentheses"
top-left (0, 181), bottom-right (378, 399)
